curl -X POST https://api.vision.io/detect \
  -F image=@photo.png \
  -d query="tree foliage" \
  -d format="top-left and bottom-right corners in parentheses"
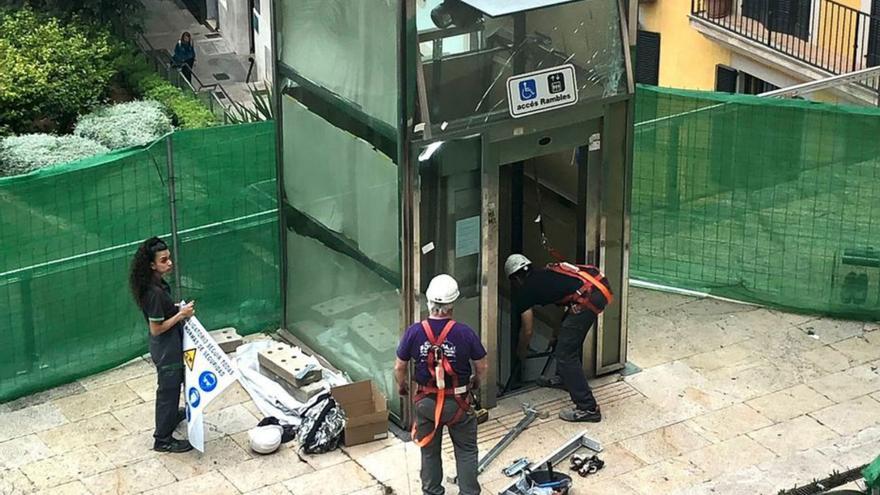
top-left (0, 7), bottom-right (118, 133)
top-left (0, 0), bottom-right (144, 32)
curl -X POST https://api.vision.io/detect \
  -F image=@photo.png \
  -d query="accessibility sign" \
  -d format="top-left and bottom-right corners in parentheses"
top-left (507, 64), bottom-right (578, 118)
top-left (181, 313), bottom-right (239, 452)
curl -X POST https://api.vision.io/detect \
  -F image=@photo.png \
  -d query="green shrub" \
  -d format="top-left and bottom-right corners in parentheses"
top-left (112, 48), bottom-right (155, 94)
top-left (142, 80), bottom-right (217, 129)
top-left (114, 51), bottom-right (217, 129)
top-left (0, 134), bottom-right (108, 177)
top-left (0, 8), bottom-right (118, 133)
top-left (74, 100), bottom-right (172, 149)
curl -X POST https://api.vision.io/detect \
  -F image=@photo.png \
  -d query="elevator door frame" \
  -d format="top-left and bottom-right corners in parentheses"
top-left (408, 116), bottom-right (617, 413)
top-left (482, 120), bottom-right (603, 408)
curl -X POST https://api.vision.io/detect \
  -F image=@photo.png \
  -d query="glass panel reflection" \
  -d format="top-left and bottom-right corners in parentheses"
top-left (417, 0), bottom-right (627, 126)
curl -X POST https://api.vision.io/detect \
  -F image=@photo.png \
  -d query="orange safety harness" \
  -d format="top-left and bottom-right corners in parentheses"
top-left (547, 262), bottom-right (614, 315)
top-left (411, 319), bottom-right (471, 448)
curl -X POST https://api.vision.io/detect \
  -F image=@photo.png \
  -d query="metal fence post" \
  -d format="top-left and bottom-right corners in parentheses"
top-left (166, 135), bottom-right (182, 295)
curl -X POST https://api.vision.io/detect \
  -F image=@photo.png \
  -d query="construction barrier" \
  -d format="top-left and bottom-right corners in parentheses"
top-left (0, 121), bottom-right (279, 402)
top-left (633, 86), bottom-right (880, 319)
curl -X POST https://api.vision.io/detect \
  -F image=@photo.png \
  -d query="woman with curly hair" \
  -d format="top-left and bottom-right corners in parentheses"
top-left (129, 236), bottom-right (195, 453)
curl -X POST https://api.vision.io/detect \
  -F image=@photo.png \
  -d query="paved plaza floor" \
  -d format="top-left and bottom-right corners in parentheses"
top-left (2, 287), bottom-right (879, 494)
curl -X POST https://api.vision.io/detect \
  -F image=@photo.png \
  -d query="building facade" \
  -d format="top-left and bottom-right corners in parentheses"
top-left (638, 0), bottom-right (880, 103)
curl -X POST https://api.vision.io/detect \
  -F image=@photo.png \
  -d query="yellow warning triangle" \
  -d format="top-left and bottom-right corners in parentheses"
top-left (183, 348), bottom-right (196, 371)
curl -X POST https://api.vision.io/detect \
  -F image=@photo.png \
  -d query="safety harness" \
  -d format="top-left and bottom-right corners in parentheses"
top-left (547, 262), bottom-right (614, 315)
top-left (411, 319), bottom-right (471, 448)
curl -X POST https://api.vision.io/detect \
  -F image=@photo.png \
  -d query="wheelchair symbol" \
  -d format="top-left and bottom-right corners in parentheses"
top-left (518, 79), bottom-right (537, 101)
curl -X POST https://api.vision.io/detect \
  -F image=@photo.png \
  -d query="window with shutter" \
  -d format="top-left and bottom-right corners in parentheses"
top-left (768, 0), bottom-right (811, 39)
top-left (868, 0), bottom-right (880, 67)
top-left (743, 0), bottom-right (770, 24)
top-left (636, 30), bottom-right (661, 85)
top-left (715, 65), bottom-right (739, 93)
top-left (744, 0), bottom-right (810, 39)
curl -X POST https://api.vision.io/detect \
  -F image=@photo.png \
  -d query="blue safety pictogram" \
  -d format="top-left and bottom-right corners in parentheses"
top-left (186, 403), bottom-right (191, 421)
top-left (188, 387), bottom-right (201, 408)
top-left (518, 79), bottom-right (537, 101)
top-left (198, 371), bottom-right (217, 392)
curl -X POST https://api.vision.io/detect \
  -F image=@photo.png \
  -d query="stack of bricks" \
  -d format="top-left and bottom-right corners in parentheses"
top-left (208, 327), bottom-right (244, 353)
top-left (257, 342), bottom-right (326, 402)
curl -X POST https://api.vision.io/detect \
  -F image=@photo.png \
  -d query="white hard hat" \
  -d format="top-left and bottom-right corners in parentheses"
top-left (248, 424), bottom-right (283, 454)
top-left (426, 274), bottom-right (460, 304)
top-left (504, 254), bottom-right (532, 278)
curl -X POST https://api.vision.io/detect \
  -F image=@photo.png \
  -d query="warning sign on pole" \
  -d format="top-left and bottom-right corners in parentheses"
top-left (181, 314), bottom-right (239, 452)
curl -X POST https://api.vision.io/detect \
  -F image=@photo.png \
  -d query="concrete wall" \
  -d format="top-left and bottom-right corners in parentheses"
top-left (218, 0), bottom-right (251, 55)
top-left (253, 0), bottom-right (273, 83)
top-left (639, 0), bottom-right (732, 89)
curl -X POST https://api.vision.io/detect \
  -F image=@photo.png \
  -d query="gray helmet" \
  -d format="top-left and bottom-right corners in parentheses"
top-left (504, 254), bottom-right (531, 278)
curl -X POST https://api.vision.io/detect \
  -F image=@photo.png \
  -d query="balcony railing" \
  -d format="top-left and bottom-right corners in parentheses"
top-left (691, 0), bottom-right (880, 92)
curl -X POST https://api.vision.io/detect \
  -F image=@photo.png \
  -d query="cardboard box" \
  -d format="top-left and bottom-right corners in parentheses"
top-left (331, 380), bottom-right (389, 446)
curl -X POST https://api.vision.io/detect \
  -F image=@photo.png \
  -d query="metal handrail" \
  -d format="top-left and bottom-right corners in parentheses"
top-left (759, 64), bottom-right (880, 99)
top-left (131, 30), bottom-right (233, 123)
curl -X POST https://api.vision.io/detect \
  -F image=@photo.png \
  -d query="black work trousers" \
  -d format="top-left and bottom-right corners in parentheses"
top-left (153, 364), bottom-right (184, 442)
top-left (415, 395), bottom-right (480, 495)
top-left (554, 310), bottom-right (598, 411)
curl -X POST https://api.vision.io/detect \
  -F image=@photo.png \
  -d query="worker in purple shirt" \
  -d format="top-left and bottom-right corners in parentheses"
top-left (395, 274), bottom-right (488, 495)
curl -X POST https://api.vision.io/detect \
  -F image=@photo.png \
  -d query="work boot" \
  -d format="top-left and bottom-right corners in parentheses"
top-left (153, 438), bottom-right (194, 453)
top-left (535, 375), bottom-right (566, 390)
top-left (559, 406), bottom-right (601, 423)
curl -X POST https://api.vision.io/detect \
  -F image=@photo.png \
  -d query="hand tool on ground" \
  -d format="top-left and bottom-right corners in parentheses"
top-left (503, 457), bottom-right (531, 477)
top-left (498, 430), bottom-right (603, 494)
top-left (450, 403), bottom-right (547, 484)
top-left (570, 454), bottom-right (604, 477)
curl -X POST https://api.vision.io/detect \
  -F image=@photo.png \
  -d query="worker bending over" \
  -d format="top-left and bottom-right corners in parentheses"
top-left (505, 254), bottom-right (613, 423)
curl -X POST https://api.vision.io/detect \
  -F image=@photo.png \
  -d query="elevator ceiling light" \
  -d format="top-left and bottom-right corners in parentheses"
top-left (419, 141), bottom-right (445, 162)
top-left (461, 0), bottom-right (583, 17)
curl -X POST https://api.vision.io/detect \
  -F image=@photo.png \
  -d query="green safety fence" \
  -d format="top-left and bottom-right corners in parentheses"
top-left (633, 85), bottom-right (880, 319)
top-left (0, 121), bottom-right (279, 402)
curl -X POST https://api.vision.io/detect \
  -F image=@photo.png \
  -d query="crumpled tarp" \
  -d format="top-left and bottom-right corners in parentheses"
top-left (234, 340), bottom-right (349, 425)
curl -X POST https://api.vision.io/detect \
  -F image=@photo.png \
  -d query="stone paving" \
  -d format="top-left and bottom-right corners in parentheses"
top-left (2, 287), bottom-right (880, 494)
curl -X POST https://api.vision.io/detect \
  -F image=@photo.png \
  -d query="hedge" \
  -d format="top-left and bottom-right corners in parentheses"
top-left (74, 100), bottom-right (172, 149)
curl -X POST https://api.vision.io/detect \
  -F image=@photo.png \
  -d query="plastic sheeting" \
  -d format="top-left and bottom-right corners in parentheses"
top-left (280, 93), bottom-right (401, 415)
top-left (0, 122), bottom-right (280, 402)
top-left (277, 0), bottom-right (398, 126)
top-left (234, 340), bottom-right (348, 426)
top-left (633, 86), bottom-right (880, 319)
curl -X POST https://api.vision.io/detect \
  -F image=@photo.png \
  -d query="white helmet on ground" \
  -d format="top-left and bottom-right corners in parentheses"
top-left (426, 274), bottom-right (460, 304)
top-left (504, 254), bottom-right (532, 278)
top-left (248, 424), bottom-right (283, 454)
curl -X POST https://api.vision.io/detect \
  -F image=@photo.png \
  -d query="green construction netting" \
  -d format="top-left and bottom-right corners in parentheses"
top-left (633, 85), bottom-right (880, 319)
top-left (0, 121), bottom-right (279, 402)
